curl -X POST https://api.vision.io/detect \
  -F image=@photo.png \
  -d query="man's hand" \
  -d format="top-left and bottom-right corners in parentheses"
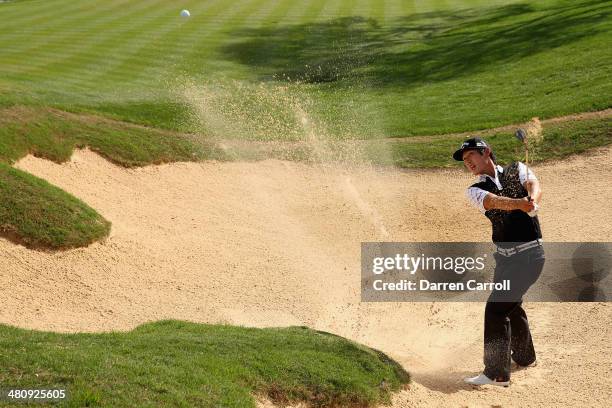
top-left (518, 197), bottom-right (538, 214)
top-left (524, 179), bottom-right (542, 204)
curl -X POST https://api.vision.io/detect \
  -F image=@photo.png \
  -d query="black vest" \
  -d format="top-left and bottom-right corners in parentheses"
top-left (471, 162), bottom-right (542, 246)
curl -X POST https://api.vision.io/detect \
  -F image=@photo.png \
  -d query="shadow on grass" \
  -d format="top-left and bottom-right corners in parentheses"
top-left (221, 0), bottom-right (610, 87)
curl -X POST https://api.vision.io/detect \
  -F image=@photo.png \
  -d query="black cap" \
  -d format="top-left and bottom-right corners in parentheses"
top-left (452, 137), bottom-right (489, 161)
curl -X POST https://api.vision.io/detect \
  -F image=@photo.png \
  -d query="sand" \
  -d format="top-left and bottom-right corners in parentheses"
top-left (2, 146), bottom-right (611, 407)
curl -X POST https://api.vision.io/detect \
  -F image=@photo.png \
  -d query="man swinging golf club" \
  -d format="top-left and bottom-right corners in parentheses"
top-left (453, 136), bottom-right (545, 387)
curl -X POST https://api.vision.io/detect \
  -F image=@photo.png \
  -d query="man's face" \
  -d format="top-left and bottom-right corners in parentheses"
top-left (462, 149), bottom-right (488, 175)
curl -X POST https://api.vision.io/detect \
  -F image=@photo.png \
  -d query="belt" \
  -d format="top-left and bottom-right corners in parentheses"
top-left (496, 239), bottom-right (543, 257)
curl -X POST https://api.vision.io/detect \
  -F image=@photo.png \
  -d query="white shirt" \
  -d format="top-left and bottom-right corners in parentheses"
top-left (466, 162), bottom-right (537, 213)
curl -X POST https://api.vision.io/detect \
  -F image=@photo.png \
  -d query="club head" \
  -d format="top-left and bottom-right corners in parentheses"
top-left (515, 128), bottom-right (527, 143)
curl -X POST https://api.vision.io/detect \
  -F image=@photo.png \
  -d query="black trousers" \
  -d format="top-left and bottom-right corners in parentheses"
top-left (483, 246), bottom-right (545, 381)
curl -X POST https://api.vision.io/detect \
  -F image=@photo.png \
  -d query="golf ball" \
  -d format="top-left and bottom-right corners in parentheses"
top-left (180, 9), bottom-right (190, 18)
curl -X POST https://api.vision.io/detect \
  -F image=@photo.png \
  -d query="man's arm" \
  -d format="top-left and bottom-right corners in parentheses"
top-left (483, 194), bottom-right (535, 212)
top-left (524, 179), bottom-right (542, 204)
top-left (466, 186), bottom-right (534, 213)
top-left (482, 162), bottom-right (541, 213)
top-left (519, 162), bottom-right (542, 204)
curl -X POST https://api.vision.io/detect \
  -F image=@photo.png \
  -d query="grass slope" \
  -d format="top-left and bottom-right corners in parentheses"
top-left (218, 116), bottom-right (612, 168)
top-left (369, 117), bottom-right (612, 168)
top-left (0, 320), bottom-right (409, 408)
top-left (0, 0), bottom-right (610, 138)
top-left (0, 107), bottom-right (218, 167)
top-left (0, 107), bottom-right (216, 249)
top-left (0, 163), bottom-right (110, 249)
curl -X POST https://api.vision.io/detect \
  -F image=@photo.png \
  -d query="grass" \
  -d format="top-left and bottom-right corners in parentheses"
top-left (0, 107), bottom-right (220, 167)
top-left (0, 163), bottom-right (110, 249)
top-left (0, 107), bottom-right (222, 249)
top-left (217, 116), bottom-right (612, 168)
top-left (367, 117), bottom-right (612, 168)
top-left (0, 0), bottom-right (610, 138)
top-left (0, 320), bottom-right (410, 408)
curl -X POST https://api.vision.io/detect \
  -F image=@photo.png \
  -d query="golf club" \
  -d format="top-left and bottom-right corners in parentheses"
top-left (515, 128), bottom-right (529, 165)
top-left (515, 127), bottom-right (539, 216)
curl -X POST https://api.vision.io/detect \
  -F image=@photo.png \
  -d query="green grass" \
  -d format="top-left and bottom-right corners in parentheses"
top-left (0, 320), bottom-right (410, 408)
top-left (366, 117), bottom-right (612, 168)
top-left (0, 0), bottom-right (610, 139)
top-left (0, 162), bottom-right (110, 249)
top-left (0, 107), bottom-right (220, 167)
top-left (216, 116), bottom-right (612, 168)
top-left (0, 107), bottom-right (222, 249)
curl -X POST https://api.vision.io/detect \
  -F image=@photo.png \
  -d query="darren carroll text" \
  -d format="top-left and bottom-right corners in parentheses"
top-left (372, 279), bottom-right (510, 291)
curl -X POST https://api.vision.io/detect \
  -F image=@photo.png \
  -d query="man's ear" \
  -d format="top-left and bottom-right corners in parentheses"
top-left (484, 147), bottom-right (492, 160)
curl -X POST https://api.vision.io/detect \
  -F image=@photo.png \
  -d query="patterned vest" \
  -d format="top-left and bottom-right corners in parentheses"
top-left (471, 162), bottom-right (542, 246)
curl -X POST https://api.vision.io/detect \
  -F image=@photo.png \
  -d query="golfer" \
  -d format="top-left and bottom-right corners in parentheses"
top-left (453, 138), bottom-right (546, 387)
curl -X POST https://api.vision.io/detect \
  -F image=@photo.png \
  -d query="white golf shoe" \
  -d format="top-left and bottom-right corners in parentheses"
top-left (464, 373), bottom-right (510, 387)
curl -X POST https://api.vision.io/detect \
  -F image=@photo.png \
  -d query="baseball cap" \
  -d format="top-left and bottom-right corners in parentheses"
top-left (452, 137), bottom-right (489, 161)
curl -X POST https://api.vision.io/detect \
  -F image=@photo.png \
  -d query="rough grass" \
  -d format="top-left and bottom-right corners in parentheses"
top-left (0, 107), bottom-right (222, 167)
top-left (219, 116), bottom-right (612, 168)
top-left (0, 320), bottom-right (410, 408)
top-left (0, 163), bottom-right (110, 249)
top-left (371, 117), bottom-right (612, 168)
top-left (0, 107), bottom-right (221, 249)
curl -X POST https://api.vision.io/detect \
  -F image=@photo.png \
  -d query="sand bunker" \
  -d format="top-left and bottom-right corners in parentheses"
top-left (2, 147), bottom-right (611, 407)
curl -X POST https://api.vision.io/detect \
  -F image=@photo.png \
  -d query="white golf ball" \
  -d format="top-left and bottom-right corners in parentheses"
top-left (180, 9), bottom-right (190, 18)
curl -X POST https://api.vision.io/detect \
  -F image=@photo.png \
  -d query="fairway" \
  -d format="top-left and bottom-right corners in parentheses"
top-left (1, 0), bottom-right (610, 138)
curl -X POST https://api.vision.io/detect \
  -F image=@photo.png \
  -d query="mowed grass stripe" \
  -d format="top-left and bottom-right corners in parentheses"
top-left (19, 0), bottom-right (223, 74)
top-left (383, 0), bottom-right (404, 22)
top-left (337, 0), bottom-right (359, 17)
top-left (224, 0), bottom-right (307, 40)
top-left (0, 0), bottom-right (163, 83)
top-left (228, 0), bottom-right (284, 23)
top-left (369, 0), bottom-right (386, 22)
top-left (311, 0), bottom-right (340, 21)
top-left (166, 0), bottom-right (280, 80)
top-left (5, 0), bottom-right (219, 91)
top-left (351, 0), bottom-right (372, 16)
top-left (300, 0), bottom-right (332, 23)
top-left (56, 1), bottom-right (195, 90)
top-left (35, 5), bottom-right (182, 90)
top-left (102, 0), bottom-right (297, 87)
top-left (282, 0), bottom-right (325, 22)
top-left (0, 0), bottom-right (91, 35)
top-left (269, 0), bottom-right (314, 26)
top-left (123, 0), bottom-right (259, 82)
top-left (82, 0), bottom-right (273, 104)
top-left (0, 0), bottom-right (142, 65)
top-left (13, 0), bottom-right (174, 79)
